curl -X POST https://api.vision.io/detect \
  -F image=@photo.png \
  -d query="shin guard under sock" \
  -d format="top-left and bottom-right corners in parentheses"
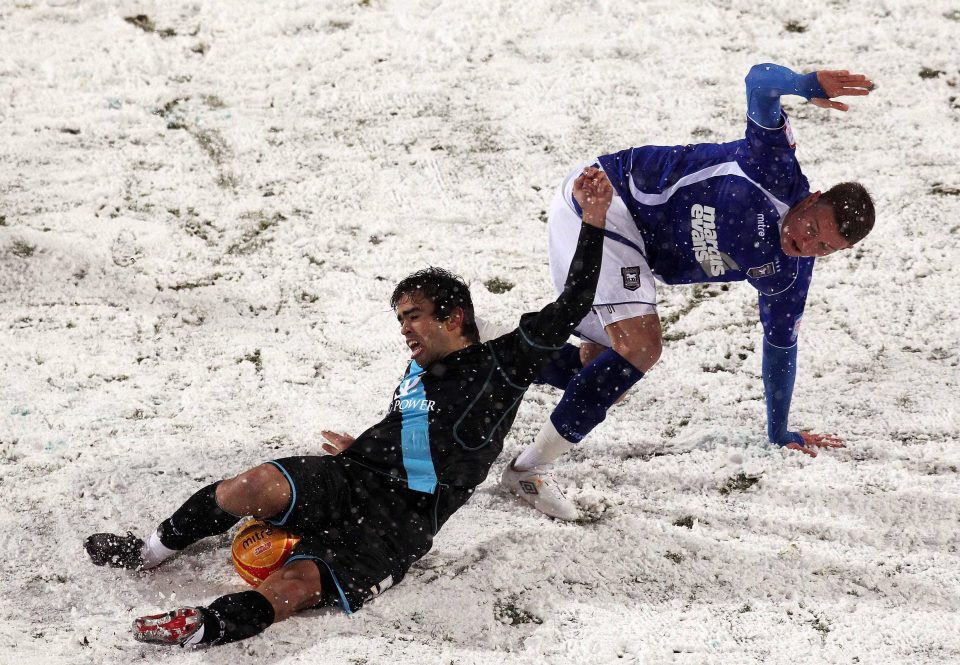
top-left (550, 348), bottom-right (644, 443)
top-left (199, 591), bottom-right (276, 645)
top-left (158, 482), bottom-right (241, 551)
top-left (534, 343), bottom-right (583, 390)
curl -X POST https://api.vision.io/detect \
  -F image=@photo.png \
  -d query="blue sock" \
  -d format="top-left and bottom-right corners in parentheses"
top-left (534, 343), bottom-right (583, 390)
top-left (550, 348), bottom-right (644, 443)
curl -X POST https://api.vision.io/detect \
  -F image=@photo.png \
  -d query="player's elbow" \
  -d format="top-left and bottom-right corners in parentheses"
top-left (745, 63), bottom-right (779, 88)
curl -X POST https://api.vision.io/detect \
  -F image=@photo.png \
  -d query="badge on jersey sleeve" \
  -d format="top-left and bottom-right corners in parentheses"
top-left (621, 267), bottom-right (642, 291)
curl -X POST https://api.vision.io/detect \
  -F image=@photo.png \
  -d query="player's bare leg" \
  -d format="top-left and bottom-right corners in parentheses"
top-left (85, 465), bottom-right (290, 572)
top-left (255, 559), bottom-right (325, 622)
top-left (604, 313), bottom-right (663, 373)
top-left (215, 464), bottom-right (292, 519)
top-left (578, 341), bottom-right (605, 367)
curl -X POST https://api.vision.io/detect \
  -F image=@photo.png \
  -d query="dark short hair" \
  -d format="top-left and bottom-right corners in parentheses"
top-left (390, 267), bottom-right (479, 342)
top-left (821, 182), bottom-right (875, 245)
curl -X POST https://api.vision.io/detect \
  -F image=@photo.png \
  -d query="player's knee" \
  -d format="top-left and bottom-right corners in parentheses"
top-left (260, 560), bottom-right (324, 620)
top-left (611, 334), bottom-right (662, 372)
top-left (217, 464), bottom-right (291, 518)
top-left (579, 342), bottom-right (605, 367)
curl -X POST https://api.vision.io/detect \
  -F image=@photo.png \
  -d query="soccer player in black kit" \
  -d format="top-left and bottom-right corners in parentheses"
top-left (84, 168), bottom-right (613, 647)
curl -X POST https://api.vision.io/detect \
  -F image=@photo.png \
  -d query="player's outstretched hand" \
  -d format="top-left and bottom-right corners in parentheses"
top-left (320, 430), bottom-right (356, 455)
top-left (573, 166), bottom-right (613, 228)
top-left (810, 70), bottom-right (873, 112)
top-left (783, 431), bottom-right (845, 458)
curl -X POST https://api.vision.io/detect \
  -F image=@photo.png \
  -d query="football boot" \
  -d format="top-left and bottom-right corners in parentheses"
top-left (84, 532), bottom-right (145, 569)
top-left (133, 607), bottom-right (204, 646)
top-left (500, 456), bottom-right (579, 521)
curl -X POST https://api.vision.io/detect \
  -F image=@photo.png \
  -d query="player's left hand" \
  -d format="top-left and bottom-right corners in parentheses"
top-left (810, 70), bottom-right (873, 112)
top-left (783, 431), bottom-right (844, 458)
top-left (320, 430), bottom-right (356, 455)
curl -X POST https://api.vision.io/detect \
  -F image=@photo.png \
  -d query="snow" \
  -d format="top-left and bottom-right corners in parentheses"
top-left (2, 0), bottom-right (959, 663)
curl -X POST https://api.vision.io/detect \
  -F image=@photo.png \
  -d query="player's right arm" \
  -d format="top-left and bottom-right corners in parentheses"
top-left (518, 167), bottom-right (609, 348)
top-left (745, 63), bottom-right (873, 128)
top-left (493, 169), bottom-right (609, 377)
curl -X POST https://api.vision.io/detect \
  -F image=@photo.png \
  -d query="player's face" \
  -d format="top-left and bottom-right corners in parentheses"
top-left (395, 293), bottom-right (462, 367)
top-left (780, 193), bottom-right (852, 258)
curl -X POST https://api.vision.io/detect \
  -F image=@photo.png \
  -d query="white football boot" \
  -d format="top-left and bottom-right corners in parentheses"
top-left (501, 456), bottom-right (579, 521)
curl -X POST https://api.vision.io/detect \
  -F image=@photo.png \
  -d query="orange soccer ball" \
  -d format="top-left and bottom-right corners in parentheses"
top-left (231, 519), bottom-right (301, 587)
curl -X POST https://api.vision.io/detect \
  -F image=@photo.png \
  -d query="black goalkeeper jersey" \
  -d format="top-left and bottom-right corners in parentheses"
top-left (340, 222), bottom-right (603, 531)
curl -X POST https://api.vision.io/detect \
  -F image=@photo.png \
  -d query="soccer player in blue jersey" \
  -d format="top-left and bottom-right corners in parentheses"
top-left (501, 63), bottom-right (876, 520)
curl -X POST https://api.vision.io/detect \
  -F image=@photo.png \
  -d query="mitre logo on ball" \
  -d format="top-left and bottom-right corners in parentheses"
top-left (231, 519), bottom-right (301, 586)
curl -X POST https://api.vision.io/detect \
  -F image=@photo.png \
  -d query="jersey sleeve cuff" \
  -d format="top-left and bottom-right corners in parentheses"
top-left (746, 112), bottom-right (786, 132)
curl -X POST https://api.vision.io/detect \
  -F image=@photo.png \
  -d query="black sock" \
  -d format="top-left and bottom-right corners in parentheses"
top-left (199, 591), bottom-right (276, 645)
top-left (158, 482), bottom-right (241, 550)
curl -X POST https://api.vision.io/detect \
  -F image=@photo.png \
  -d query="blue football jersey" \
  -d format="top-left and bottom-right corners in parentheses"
top-left (597, 116), bottom-right (814, 347)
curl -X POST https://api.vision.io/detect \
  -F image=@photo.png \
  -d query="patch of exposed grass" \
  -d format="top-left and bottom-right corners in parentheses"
top-left (931, 182), bottom-right (960, 196)
top-left (124, 14), bottom-right (176, 38)
top-left (238, 349), bottom-right (263, 374)
top-left (701, 364), bottom-right (728, 373)
top-left (484, 277), bottom-right (515, 294)
top-left (166, 273), bottom-right (222, 291)
top-left (155, 97), bottom-right (236, 187)
top-left (720, 472), bottom-right (761, 495)
top-left (494, 597), bottom-right (542, 626)
top-left (201, 94), bottom-right (225, 109)
top-left (919, 67), bottom-right (945, 79)
top-left (810, 616), bottom-right (831, 635)
top-left (124, 14), bottom-right (156, 32)
top-left (11, 240), bottom-right (36, 258)
top-left (227, 212), bottom-right (286, 255)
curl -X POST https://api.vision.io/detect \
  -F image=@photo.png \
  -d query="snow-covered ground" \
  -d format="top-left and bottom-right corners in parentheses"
top-left (2, 1), bottom-right (959, 663)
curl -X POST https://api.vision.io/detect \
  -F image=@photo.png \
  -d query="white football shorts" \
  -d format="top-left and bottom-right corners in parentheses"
top-left (548, 163), bottom-right (657, 347)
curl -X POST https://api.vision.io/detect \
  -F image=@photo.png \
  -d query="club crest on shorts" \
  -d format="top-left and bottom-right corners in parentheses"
top-left (621, 267), bottom-right (642, 291)
top-left (747, 262), bottom-right (776, 279)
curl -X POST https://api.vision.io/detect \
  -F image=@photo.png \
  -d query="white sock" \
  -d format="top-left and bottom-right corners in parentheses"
top-left (140, 529), bottom-right (178, 570)
top-left (515, 420), bottom-right (573, 470)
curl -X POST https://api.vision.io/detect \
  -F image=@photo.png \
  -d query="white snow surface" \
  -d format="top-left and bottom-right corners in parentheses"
top-left (2, 1), bottom-right (960, 663)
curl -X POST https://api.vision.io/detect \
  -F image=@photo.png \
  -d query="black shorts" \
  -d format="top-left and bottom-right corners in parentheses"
top-left (267, 455), bottom-right (435, 613)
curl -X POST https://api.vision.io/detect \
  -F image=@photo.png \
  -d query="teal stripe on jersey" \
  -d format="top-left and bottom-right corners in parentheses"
top-left (399, 361), bottom-right (437, 493)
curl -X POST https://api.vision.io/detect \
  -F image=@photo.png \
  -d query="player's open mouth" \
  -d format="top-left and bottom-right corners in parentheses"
top-left (407, 340), bottom-right (422, 359)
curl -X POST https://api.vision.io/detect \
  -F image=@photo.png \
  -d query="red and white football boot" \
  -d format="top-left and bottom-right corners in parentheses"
top-left (132, 607), bottom-right (204, 646)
